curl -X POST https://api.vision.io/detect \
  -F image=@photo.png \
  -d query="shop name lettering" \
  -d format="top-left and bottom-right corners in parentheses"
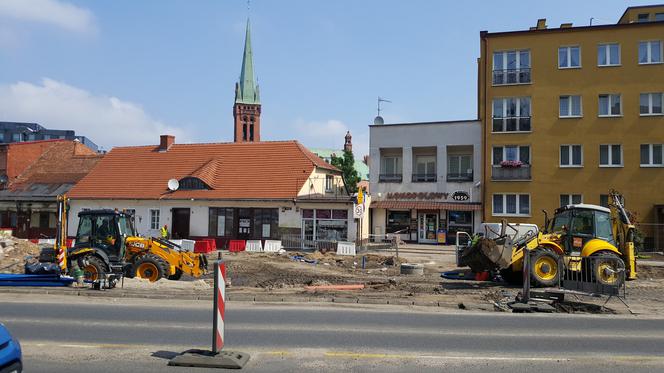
top-left (386, 192), bottom-right (448, 200)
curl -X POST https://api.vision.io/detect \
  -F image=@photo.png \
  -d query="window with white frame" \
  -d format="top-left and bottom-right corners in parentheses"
top-left (492, 97), bottom-right (531, 132)
top-left (325, 174), bottom-right (334, 192)
top-left (414, 155), bottom-right (436, 182)
top-left (599, 94), bottom-right (622, 116)
top-left (599, 144), bottom-right (623, 167)
top-left (559, 46), bottom-right (581, 68)
top-left (381, 156), bottom-right (402, 175)
top-left (638, 41), bottom-right (662, 64)
top-left (560, 194), bottom-right (582, 207)
top-left (559, 95), bottom-right (582, 117)
top-left (640, 93), bottom-right (663, 115)
top-left (150, 209), bottom-right (160, 230)
top-left (492, 194), bottom-right (530, 216)
top-left (492, 50), bottom-right (531, 85)
top-left (560, 145), bottom-right (583, 167)
top-left (640, 144), bottom-right (663, 167)
top-left (492, 145), bottom-right (530, 165)
top-left (597, 43), bottom-right (620, 66)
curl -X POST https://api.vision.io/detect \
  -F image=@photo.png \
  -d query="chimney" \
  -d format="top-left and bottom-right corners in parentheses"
top-left (159, 135), bottom-right (175, 152)
top-left (560, 23), bottom-right (573, 28)
top-left (536, 18), bottom-right (547, 30)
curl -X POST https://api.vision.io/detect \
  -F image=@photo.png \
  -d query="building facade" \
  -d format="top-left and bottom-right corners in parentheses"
top-left (0, 122), bottom-right (99, 151)
top-left (478, 5), bottom-right (664, 249)
top-left (369, 120), bottom-right (482, 244)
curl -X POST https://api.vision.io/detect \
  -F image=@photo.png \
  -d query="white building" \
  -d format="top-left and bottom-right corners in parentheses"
top-left (369, 119), bottom-right (482, 244)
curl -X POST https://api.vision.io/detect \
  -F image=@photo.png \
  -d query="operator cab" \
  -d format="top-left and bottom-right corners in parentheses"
top-left (75, 209), bottom-right (135, 262)
top-left (549, 204), bottom-right (615, 255)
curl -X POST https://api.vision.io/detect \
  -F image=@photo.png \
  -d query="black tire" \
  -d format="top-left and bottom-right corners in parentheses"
top-left (591, 253), bottom-right (625, 287)
top-left (131, 254), bottom-right (168, 282)
top-left (530, 248), bottom-right (561, 287)
top-left (500, 267), bottom-right (523, 285)
top-left (168, 268), bottom-right (183, 281)
top-left (79, 255), bottom-right (108, 282)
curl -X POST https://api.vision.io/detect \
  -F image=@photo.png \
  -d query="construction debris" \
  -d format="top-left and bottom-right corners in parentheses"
top-left (0, 233), bottom-right (41, 274)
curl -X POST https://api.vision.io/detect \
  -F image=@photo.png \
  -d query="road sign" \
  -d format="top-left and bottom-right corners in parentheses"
top-left (353, 204), bottom-right (364, 219)
top-left (357, 189), bottom-right (364, 205)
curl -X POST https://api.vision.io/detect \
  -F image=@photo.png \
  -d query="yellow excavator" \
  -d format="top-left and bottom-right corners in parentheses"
top-left (460, 191), bottom-right (637, 287)
top-left (52, 195), bottom-right (207, 286)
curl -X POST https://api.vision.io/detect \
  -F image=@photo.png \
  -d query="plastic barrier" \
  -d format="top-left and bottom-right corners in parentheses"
top-left (228, 240), bottom-right (246, 252)
top-left (245, 240), bottom-right (263, 252)
top-left (194, 240), bottom-right (213, 253)
top-left (263, 240), bottom-right (282, 253)
top-left (336, 241), bottom-right (356, 256)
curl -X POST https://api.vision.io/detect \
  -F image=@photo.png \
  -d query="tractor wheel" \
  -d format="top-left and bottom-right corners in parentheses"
top-left (132, 254), bottom-right (168, 282)
top-left (168, 269), bottom-right (183, 281)
top-left (591, 253), bottom-right (625, 286)
top-left (530, 248), bottom-right (560, 287)
top-left (79, 255), bottom-right (107, 282)
top-left (500, 267), bottom-right (523, 285)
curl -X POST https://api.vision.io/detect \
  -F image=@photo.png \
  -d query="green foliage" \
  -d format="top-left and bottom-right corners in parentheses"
top-left (331, 150), bottom-right (361, 193)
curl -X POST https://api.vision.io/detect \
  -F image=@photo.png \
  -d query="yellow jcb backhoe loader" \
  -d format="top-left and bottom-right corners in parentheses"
top-left (459, 191), bottom-right (637, 287)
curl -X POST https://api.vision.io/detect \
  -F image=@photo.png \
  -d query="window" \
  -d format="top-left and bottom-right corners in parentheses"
top-left (413, 155), bottom-right (436, 182)
top-left (639, 41), bottom-right (662, 64)
top-left (149, 209), bottom-right (160, 230)
top-left (560, 194), bottom-right (582, 207)
top-left (492, 145), bottom-right (530, 165)
top-left (447, 154), bottom-right (473, 181)
top-left (325, 175), bottom-right (333, 192)
top-left (178, 177), bottom-right (209, 190)
top-left (492, 194), bottom-right (530, 216)
top-left (597, 43), bottom-right (620, 66)
top-left (640, 144), bottom-right (664, 167)
top-left (0, 133), bottom-right (4, 142)
top-left (560, 145), bottom-right (583, 167)
top-left (559, 95), bottom-right (582, 117)
top-left (11, 133), bottom-right (20, 142)
top-left (492, 50), bottom-right (531, 85)
top-left (640, 93), bottom-right (663, 115)
top-left (598, 94), bottom-right (622, 116)
top-left (599, 194), bottom-right (609, 208)
top-left (380, 155), bottom-right (402, 182)
top-left (303, 208), bottom-right (348, 241)
top-left (492, 97), bottom-right (531, 132)
top-left (208, 208), bottom-right (235, 237)
top-left (637, 13), bottom-right (650, 22)
top-left (656, 13), bottom-right (664, 21)
top-left (386, 211), bottom-right (411, 234)
top-left (558, 46), bottom-right (581, 68)
top-left (599, 144), bottom-right (623, 167)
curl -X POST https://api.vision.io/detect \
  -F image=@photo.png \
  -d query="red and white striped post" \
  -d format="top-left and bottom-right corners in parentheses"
top-left (212, 260), bottom-right (226, 354)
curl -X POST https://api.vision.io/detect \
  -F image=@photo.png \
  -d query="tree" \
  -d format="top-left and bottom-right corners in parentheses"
top-left (331, 150), bottom-right (361, 193)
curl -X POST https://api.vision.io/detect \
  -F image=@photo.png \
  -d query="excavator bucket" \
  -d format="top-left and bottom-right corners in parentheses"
top-left (459, 237), bottom-right (513, 272)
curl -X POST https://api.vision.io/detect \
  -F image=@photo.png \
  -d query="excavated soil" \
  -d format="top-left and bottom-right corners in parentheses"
top-left (0, 236), bottom-right (41, 274)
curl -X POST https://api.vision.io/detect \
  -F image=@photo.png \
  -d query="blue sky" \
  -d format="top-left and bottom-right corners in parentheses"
top-left (0, 0), bottom-right (655, 154)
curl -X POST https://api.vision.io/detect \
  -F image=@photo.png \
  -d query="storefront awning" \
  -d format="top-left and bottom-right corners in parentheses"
top-left (371, 200), bottom-right (482, 211)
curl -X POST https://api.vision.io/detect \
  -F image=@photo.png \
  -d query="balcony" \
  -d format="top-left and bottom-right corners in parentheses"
top-left (379, 173), bottom-right (403, 183)
top-left (412, 173), bottom-right (436, 183)
top-left (492, 68), bottom-right (531, 85)
top-left (447, 172), bottom-right (473, 182)
top-left (492, 165), bottom-right (531, 180)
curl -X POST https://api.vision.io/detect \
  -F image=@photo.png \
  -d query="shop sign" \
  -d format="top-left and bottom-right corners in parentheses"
top-left (386, 192), bottom-right (449, 200)
top-left (451, 191), bottom-right (470, 201)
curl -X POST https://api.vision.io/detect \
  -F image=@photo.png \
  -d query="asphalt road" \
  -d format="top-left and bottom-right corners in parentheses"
top-left (1, 293), bottom-right (663, 372)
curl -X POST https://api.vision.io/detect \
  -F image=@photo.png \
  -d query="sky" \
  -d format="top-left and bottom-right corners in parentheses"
top-left (0, 0), bottom-right (656, 155)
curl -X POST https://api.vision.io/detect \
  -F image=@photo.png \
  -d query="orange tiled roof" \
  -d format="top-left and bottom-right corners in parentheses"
top-left (68, 140), bottom-right (340, 200)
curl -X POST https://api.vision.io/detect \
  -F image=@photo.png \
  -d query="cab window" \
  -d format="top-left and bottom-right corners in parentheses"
top-left (551, 210), bottom-right (571, 232)
top-left (570, 210), bottom-right (594, 236)
top-left (77, 216), bottom-right (93, 245)
top-left (595, 211), bottom-right (615, 244)
top-left (92, 215), bottom-right (118, 249)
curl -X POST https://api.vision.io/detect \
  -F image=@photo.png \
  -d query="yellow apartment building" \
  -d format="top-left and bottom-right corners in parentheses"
top-left (479, 5), bottom-right (664, 249)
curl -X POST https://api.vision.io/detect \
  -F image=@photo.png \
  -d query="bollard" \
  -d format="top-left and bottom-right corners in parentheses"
top-left (169, 258), bottom-right (250, 369)
top-left (522, 249), bottom-right (531, 303)
top-left (361, 256), bottom-right (366, 269)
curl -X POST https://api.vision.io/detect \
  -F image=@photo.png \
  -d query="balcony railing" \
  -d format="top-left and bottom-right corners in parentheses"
top-left (447, 172), bottom-right (473, 182)
top-left (492, 165), bottom-right (531, 180)
top-left (492, 116), bottom-right (531, 132)
top-left (492, 68), bottom-right (531, 85)
top-left (412, 173), bottom-right (437, 182)
top-left (379, 173), bottom-right (403, 183)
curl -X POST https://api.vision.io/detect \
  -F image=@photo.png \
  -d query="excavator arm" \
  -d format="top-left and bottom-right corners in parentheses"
top-left (608, 190), bottom-right (637, 280)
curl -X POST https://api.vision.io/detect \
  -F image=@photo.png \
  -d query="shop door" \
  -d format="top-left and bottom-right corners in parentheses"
top-left (171, 208), bottom-right (190, 239)
top-left (418, 213), bottom-right (438, 244)
top-left (237, 208), bottom-right (252, 240)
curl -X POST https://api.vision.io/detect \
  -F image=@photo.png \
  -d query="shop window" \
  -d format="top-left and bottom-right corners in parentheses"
top-left (253, 208), bottom-right (278, 239)
top-left (303, 208), bottom-right (348, 241)
top-left (387, 211), bottom-right (410, 234)
top-left (302, 209), bottom-right (314, 219)
top-left (208, 208), bottom-right (235, 237)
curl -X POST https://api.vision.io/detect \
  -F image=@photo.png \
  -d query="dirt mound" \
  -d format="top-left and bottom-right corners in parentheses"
top-left (0, 235), bottom-right (41, 274)
top-left (637, 264), bottom-right (664, 279)
top-left (121, 277), bottom-right (210, 291)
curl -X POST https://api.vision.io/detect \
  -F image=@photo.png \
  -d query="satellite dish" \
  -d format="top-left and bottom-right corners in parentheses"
top-left (167, 179), bottom-right (179, 191)
top-left (373, 116), bottom-right (384, 125)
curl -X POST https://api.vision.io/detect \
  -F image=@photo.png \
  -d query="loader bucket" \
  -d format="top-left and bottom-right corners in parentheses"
top-left (458, 237), bottom-right (513, 272)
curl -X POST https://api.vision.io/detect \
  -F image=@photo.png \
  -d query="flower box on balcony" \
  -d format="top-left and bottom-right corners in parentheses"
top-left (500, 160), bottom-right (523, 168)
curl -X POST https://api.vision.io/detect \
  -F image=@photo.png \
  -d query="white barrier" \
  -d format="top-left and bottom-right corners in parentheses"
top-left (180, 239), bottom-right (195, 252)
top-left (263, 240), bottom-right (282, 253)
top-left (336, 241), bottom-right (356, 256)
top-left (245, 240), bottom-right (263, 252)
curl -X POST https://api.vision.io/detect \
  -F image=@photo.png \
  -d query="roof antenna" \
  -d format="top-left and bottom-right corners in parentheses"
top-left (374, 96), bottom-right (391, 125)
top-left (377, 96), bottom-right (391, 117)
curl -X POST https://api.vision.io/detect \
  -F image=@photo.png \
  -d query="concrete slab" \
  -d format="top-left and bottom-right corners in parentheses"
top-left (169, 349), bottom-right (250, 369)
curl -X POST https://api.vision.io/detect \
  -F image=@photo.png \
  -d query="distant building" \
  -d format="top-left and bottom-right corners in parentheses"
top-left (0, 121), bottom-right (99, 152)
top-left (310, 131), bottom-right (370, 181)
top-left (0, 140), bottom-right (103, 238)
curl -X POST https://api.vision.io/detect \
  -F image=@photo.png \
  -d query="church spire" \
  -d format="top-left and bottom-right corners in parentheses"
top-left (235, 18), bottom-right (259, 104)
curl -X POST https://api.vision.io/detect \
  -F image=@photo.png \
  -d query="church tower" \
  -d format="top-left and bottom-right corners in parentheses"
top-left (233, 19), bottom-right (261, 142)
